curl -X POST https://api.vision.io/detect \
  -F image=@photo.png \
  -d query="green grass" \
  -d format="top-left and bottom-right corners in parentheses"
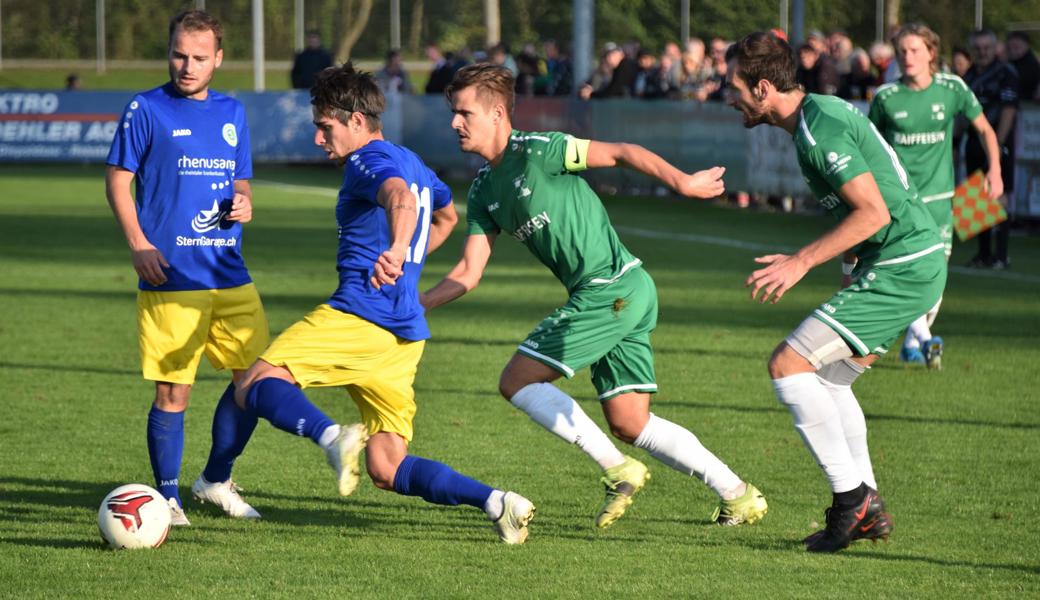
top-left (0, 164), bottom-right (1038, 597)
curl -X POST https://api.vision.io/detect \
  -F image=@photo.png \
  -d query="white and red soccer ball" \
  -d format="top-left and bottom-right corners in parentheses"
top-left (98, 484), bottom-right (171, 549)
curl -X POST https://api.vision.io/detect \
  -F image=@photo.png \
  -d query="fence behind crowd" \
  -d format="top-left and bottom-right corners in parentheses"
top-left (2, 89), bottom-right (1038, 217)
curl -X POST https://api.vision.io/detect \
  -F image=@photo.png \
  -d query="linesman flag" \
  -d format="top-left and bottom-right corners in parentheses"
top-left (951, 170), bottom-right (1007, 242)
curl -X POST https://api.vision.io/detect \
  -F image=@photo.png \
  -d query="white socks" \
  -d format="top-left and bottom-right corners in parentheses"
top-left (509, 383), bottom-right (626, 470)
top-left (318, 424), bottom-right (340, 450)
top-left (904, 296), bottom-right (943, 349)
top-left (633, 413), bottom-right (743, 498)
top-left (817, 379), bottom-right (877, 489)
top-left (772, 373), bottom-right (863, 493)
top-left (484, 489), bottom-right (506, 521)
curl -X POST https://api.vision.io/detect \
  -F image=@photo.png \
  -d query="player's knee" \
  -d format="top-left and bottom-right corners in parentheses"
top-left (767, 344), bottom-right (792, 379)
top-left (607, 422), bottom-right (640, 444)
top-left (498, 373), bottom-right (521, 400)
top-left (367, 463), bottom-right (396, 490)
top-left (154, 383), bottom-right (191, 411)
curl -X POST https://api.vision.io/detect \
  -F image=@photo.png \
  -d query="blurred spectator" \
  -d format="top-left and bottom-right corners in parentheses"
top-left (375, 49), bottom-right (414, 94)
top-left (837, 48), bottom-right (873, 100)
top-left (1007, 31), bottom-right (1040, 100)
top-left (515, 43), bottom-right (543, 96)
top-left (580, 43), bottom-right (637, 99)
top-left (869, 41), bottom-right (898, 86)
top-left (425, 44), bottom-right (465, 94)
top-left (675, 39), bottom-right (715, 101)
top-left (291, 31), bottom-right (333, 90)
top-left (965, 28), bottom-right (1018, 269)
top-left (951, 46), bottom-right (973, 77)
top-left (65, 73), bottom-right (82, 91)
top-left (540, 39), bottom-right (573, 96)
top-left (797, 42), bottom-right (839, 95)
top-left (706, 38), bottom-right (731, 101)
top-left (806, 30), bottom-right (828, 55)
top-left (632, 49), bottom-right (667, 99)
top-left (489, 43), bottom-right (518, 76)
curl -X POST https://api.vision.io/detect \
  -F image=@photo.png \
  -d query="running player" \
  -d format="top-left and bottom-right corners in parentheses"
top-left (869, 23), bottom-right (1003, 369)
top-left (727, 32), bottom-right (946, 552)
top-left (192, 63), bottom-right (536, 544)
top-left (105, 10), bottom-right (269, 526)
top-left (422, 64), bottom-right (768, 529)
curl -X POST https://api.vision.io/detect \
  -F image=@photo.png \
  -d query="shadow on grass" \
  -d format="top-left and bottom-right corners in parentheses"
top-left (0, 361), bottom-right (227, 381)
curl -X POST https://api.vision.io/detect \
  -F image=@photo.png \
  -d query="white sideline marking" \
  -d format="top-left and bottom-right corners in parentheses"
top-left (251, 181), bottom-right (1038, 285)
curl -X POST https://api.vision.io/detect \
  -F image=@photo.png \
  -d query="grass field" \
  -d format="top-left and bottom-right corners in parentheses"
top-left (0, 164), bottom-right (1038, 598)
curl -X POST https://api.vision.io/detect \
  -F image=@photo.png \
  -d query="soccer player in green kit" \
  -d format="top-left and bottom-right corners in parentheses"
top-left (727, 32), bottom-right (946, 552)
top-left (869, 24), bottom-right (1003, 369)
top-left (422, 64), bottom-right (768, 530)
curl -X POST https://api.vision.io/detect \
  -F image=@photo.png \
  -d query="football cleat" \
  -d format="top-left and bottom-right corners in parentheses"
top-left (167, 497), bottom-right (191, 526)
top-left (924, 336), bottom-right (944, 371)
top-left (712, 483), bottom-right (768, 526)
top-left (596, 455), bottom-right (650, 529)
top-left (325, 423), bottom-right (369, 496)
top-left (492, 492), bottom-right (536, 545)
top-left (804, 488), bottom-right (892, 553)
top-left (192, 476), bottom-right (261, 519)
top-left (899, 345), bottom-right (925, 365)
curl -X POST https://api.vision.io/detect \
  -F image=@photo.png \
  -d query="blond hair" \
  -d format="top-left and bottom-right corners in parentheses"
top-left (894, 23), bottom-right (940, 74)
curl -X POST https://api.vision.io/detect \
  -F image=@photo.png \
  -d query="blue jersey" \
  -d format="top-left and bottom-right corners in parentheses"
top-left (327, 140), bottom-right (452, 341)
top-left (106, 83), bottom-right (253, 291)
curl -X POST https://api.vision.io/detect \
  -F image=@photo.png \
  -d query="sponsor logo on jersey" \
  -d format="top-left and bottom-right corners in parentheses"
top-left (820, 193), bottom-right (841, 210)
top-left (512, 211), bottom-right (551, 242)
top-left (893, 131), bottom-right (945, 145)
top-left (172, 128), bottom-right (192, 137)
top-left (191, 199), bottom-right (227, 233)
top-left (894, 111), bottom-right (909, 119)
top-left (177, 154), bottom-right (236, 176)
top-left (824, 152), bottom-right (852, 176)
top-left (512, 175), bottom-right (532, 198)
top-left (488, 202), bottom-right (500, 211)
top-left (222, 123), bottom-right (238, 147)
top-left (931, 103), bottom-right (946, 120)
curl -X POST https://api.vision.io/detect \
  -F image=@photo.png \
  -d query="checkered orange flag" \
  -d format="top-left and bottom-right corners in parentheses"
top-left (951, 170), bottom-right (1007, 242)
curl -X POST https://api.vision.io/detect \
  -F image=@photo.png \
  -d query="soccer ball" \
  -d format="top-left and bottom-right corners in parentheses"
top-left (97, 484), bottom-right (172, 549)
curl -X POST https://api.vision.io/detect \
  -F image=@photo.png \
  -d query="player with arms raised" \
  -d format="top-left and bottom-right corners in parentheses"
top-left (422, 64), bottom-right (768, 529)
top-left (869, 24), bottom-right (1002, 369)
top-left (193, 63), bottom-right (536, 544)
top-left (105, 10), bottom-right (268, 526)
top-left (727, 32), bottom-right (946, 552)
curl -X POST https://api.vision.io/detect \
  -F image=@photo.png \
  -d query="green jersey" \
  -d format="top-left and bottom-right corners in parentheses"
top-left (466, 129), bottom-right (640, 293)
top-left (793, 94), bottom-right (942, 266)
top-left (868, 73), bottom-right (982, 203)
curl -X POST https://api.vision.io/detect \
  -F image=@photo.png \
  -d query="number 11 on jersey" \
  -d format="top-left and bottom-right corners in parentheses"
top-left (406, 183), bottom-right (432, 264)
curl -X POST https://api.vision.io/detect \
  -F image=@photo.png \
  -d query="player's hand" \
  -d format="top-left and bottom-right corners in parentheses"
top-left (746, 253), bottom-right (809, 304)
top-left (131, 241), bottom-right (169, 286)
top-left (676, 166), bottom-right (725, 199)
top-left (370, 247), bottom-right (407, 288)
top-left (228, 193), bottom-right (253, 223)
top-left (984, 169), bottom-right (1004, 201)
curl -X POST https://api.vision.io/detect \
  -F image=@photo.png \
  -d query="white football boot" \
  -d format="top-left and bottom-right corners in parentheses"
top-left (492, 492), bottom-right (536, 545)
top-left (192, 476), bottom-right (261, 519)
top-left (325, 423), bottom-right (369, 496)
top-left (167, 497), bottom-right (191, 526)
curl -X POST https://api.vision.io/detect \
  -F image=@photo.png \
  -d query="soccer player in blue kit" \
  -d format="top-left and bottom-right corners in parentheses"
top-left (105, 10), bottom-right (268, 526)
top-left (193, 63), bottom-right (537, 544)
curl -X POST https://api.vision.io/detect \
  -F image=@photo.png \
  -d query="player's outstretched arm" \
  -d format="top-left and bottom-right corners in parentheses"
top-left (969, 113), bottom-right (1004, 200)
top-left (227, 180), bottom-right (253, 223)
top-left (746, 172), bottom-right (890, 304)
top-left (426, 203), bottom-right (459, 256)
top-left (421, 233), bottom-right (495, 311)
top-left (585, 141), bottom-right (726, 199)
top-left (372, 177), bottom-right (418, 287)
top-left (105, 165), bottom-right (169, 286)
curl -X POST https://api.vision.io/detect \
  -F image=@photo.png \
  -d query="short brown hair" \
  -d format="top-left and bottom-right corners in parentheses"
top-left (311, 62), bottom-right (385, 132)
top-left (728, 31), bottom-right (799, 93)
top-left (169, 10), bottom-right (224, 50)
top-left (894, 23), bottom-right (940, 74)
top-left (445, 64), bottom-right (515, 115)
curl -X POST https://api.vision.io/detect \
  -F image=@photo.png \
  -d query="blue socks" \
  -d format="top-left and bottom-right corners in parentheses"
top-left (393, 455), bottom-right (494, 508)
top-left (147, 405), bottom-right (185, 504)
top-left (244, 377), bottom-right (335, 445)
top-left (202, 383), bottom-right (259, 484)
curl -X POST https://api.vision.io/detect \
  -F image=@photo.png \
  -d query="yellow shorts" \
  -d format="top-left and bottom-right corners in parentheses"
top-left (261, 304), bottom-right (425, 442)
top-left (137, 283), bottom-right (269, 384)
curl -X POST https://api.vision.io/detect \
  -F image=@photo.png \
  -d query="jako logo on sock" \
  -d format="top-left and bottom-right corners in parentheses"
top-left (296, 418), bottom-right (306, 436)
top-left (160, 478), bottom-right (178, 487)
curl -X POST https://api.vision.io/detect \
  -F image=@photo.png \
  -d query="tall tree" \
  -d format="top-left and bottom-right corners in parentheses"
top-left (336, 0), bottom-right (375, 63)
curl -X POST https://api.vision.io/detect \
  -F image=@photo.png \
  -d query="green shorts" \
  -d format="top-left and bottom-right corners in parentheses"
top-left (518, 267), bottom-right (658, 401)
top-left (812, 246), bottom-right (947, 356)
top-left (923, 198), bottom-right (953, 257)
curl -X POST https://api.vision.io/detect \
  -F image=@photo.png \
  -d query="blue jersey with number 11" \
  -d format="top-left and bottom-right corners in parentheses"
top-left (328, 139), bottom-right (452, 341)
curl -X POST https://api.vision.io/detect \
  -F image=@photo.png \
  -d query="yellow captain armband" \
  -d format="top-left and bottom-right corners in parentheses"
top-left (563, 135), bottom-right (591, 172)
